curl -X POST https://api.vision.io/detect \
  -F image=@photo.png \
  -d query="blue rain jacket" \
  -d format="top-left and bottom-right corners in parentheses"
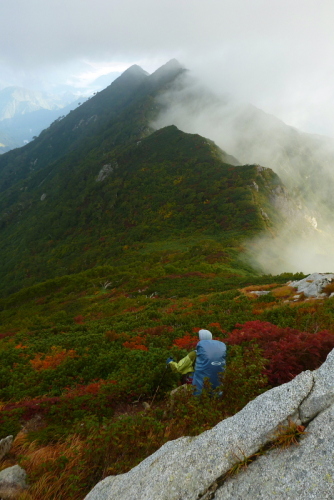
top-left (192, 340), bottom-right (227, 394)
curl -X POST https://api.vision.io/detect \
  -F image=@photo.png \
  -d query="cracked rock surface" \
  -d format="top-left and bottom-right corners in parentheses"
top-left (215, 403), bottom-right (334, 500)
top-left (300, 348), bottom-right (334, 422)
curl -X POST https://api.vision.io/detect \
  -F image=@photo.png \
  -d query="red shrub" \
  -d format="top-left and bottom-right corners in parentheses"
top-left (226, 321), bottom-right (334, 386)
top-left (0, 331), bottom-right (17, 340)
top-left (123, 335), bottom-right (148, 351)
top-left (142, 326), bottom-right (174, 336)
top-left (64, 380), bottom-right (117, 397)
top-left (173, 334), bottom-right (199, 350)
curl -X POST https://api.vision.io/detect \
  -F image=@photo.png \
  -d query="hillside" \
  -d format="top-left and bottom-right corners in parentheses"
top-left (84, 349), bottom-right (334, 500)
top-left (0, 58), bottom-right (291, 298)
top-left (2, 250), bottom-right (334, 499)
top-left (0, 123), bottom-right (284, 297)
top-left (0, 61), bottom-right (333, 500)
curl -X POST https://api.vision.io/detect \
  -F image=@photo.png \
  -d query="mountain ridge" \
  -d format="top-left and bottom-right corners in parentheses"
top-left (0, 60), bottom-right (321, 296)
top-left (152, 71), bottom-right (334, 224)
top-left (0, 124), bottom-right (283, 297)
top-left (0, 60), bottom-right (184, 193)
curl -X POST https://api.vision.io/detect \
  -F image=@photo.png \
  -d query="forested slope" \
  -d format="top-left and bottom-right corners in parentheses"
top-left (0, 123), bottom-right (282, 297)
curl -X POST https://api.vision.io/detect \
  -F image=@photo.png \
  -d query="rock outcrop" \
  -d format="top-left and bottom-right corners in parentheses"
top-left (215, 404), bottom-right (334, 499)
top-left (0, 465), bottom-right (27, 499)
top-left (0, 435), bottom-right (13, 461)
top-left (84, 348), bottom-right (334, 500)
top-left (290, 272), bottom-right (334, 298)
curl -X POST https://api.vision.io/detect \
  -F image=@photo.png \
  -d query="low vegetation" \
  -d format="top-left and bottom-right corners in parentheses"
top-left (0, 256), bottom-right (333, 499)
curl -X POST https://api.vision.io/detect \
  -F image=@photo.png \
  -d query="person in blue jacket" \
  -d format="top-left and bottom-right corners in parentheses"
top-left (166, 329), bottom-right (227, 395)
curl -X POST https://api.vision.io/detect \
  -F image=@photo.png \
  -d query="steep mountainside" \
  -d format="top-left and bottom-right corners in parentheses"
top-left (84, 350), bottom-right (334, 500)
top-left (153, 73), bottom-right (334, 223)
top-left (0, 59), bottom-right (288, 297)
top-left (0, 60), bottom-right (319, 297)
top-left (0, 124), bottom-right (283, 296)
top-left (0, 60), bottom-right (182, 193)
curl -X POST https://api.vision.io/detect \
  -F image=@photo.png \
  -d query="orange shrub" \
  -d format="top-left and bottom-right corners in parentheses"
top-left (123, 336), bottom-right (148, 351)
top-left (105, 330), bottom-right (121, 342)
top-left (15, 344), bottom-right (28, 349)
top-left (272, 286), bottom-right (295, 298)
top-left (30, 347), bottom-right (77, 371)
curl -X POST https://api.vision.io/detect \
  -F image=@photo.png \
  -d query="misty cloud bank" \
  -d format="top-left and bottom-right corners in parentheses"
top-left (246, 229), bottom-right (334, 275)
top-left (152, 73), bottom-right (334, 274)
top-left (2, 1), bottom-right (334, 136)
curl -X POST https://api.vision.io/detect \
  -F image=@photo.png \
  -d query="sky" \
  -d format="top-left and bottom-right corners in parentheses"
top-left (1, 0), bottom-right (334, 136)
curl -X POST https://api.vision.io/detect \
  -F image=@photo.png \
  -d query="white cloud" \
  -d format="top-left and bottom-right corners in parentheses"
top-left (1, 0), bottom-right (334, 134)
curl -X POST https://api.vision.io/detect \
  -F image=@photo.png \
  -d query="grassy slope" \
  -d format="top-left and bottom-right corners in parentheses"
top-left (2, 258), bottom-right (334, 499)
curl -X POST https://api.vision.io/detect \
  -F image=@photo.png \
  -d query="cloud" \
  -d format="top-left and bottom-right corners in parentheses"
top-left (245, 227), bottom-right (334, 275)
top-left (1, 0), bottom-right (334, 133)
top-left (3, 0), bottom-right (332, 64)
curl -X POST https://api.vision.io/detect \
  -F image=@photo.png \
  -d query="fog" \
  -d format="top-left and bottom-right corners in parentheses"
top-left (246, 229), bottom-right (334, 275)
top-left (2, 1), bottom-right (334, 136)
top-left (152, 72), bottom-right (334, 274)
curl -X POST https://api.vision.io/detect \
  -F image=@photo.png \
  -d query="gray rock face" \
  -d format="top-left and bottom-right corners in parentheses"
top-left (0, 435), bottom-right (13, 461)
top-left (290, 272), bottom-right (334, 298)
top-left (96, 161), bottom-right (118, 182)
top-left (300, 348), bottom-right (334, 422)
top-left (0, 465), bottom-right (27, 499)
top-left (215, 404), bottom-right (334, 500)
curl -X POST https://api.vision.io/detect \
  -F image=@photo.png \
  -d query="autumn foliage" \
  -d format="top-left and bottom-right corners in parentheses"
top-left (226, 320), bottom-right (334, 386)
top-left (173, 333), bottom-right (199, 350)
top-left (123, 335), bottom-right (148, 351)
top-left (30, 346), bottom-right (77, 371)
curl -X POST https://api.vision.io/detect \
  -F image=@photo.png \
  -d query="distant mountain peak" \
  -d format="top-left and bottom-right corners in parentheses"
top-left (121, 65), bottom-right (149, 78)
top-left (113, 65), bottom-right (149, 89)
top-left (146, 59), bottom-right (185, 88)
top-left (162, 58), bottom-right (184, 70)
top-left (151, 59), bottom-right (184, 76)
